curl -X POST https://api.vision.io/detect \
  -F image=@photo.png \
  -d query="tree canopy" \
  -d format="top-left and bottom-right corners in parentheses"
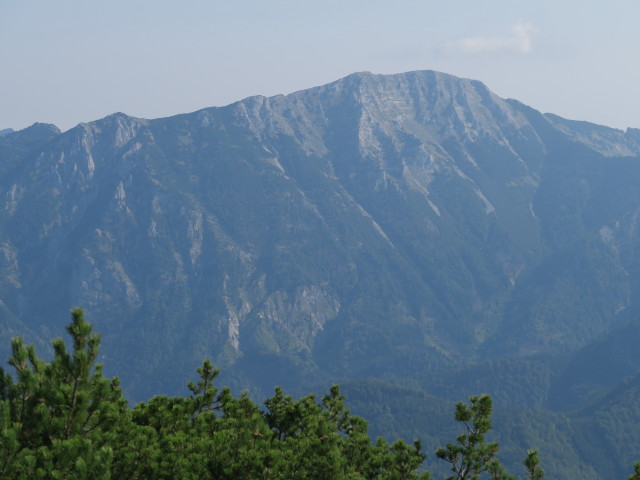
top-left (0, 308), bottom-right (636, 479)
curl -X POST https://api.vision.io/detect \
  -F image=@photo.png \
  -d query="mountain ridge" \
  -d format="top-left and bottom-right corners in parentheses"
top-left (2, 70), bottom-right (639, 395)
top-left (3, 69), bottom-right (640, 479)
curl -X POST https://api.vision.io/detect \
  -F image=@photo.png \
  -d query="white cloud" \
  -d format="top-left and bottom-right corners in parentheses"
top-left (446, 21), bottom-right (537, 55)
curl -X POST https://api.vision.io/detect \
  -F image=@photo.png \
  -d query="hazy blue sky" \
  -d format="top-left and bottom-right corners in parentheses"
top-left (2, 0), bottom-right (639, 132)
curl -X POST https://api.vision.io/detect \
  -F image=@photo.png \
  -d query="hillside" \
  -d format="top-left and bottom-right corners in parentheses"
top-left (2, 70), bottom-right (640, 478)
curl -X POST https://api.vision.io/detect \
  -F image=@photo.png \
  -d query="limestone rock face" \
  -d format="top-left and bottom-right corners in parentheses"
top-left (1, 70), bottom-right (640, 401)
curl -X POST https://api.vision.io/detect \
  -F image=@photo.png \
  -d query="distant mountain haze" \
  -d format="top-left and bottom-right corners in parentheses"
top-left (2, 70), bottom-right (640, 479)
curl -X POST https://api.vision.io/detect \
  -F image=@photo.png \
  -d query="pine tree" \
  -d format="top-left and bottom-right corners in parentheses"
top-left (435, 394), bottom-right (512, 480)
top-left (523, 449), bottom-right (543, 480)
top-left (0, 307), bottom-right (127, 479)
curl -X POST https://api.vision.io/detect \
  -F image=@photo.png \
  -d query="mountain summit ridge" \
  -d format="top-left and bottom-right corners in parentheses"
top-left (1, 69), bottom-right (639, 402)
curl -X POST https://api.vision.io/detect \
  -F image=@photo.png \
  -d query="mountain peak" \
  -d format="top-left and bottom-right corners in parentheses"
top-left (24, 122), bottom-right (61, 135)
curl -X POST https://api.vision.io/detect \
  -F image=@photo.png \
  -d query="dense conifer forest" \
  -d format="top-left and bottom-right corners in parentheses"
top-left (1, 308), bottom-right (639, 479)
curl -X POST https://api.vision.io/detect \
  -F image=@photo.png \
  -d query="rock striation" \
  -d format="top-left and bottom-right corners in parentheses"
top-left (1, 70), bottom-right (640, 403)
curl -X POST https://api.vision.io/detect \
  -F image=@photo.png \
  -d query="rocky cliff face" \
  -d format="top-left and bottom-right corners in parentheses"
top-left (1, 70), bottom-right (640, 400)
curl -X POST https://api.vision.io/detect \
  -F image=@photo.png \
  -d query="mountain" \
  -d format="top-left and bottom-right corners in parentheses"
top-left (2, 70), bottom-right (640, 478)
top-left (2, 70), bottom-right (640, 394)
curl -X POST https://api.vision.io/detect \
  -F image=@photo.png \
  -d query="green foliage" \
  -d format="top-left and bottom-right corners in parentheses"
top-left (0, 309), bottom-right (433, 479)
top-left (523, 450), bottom-right (544, 480)
top-left (261, 384), bottom-right (431, 480)
top-left (0, 307), bottom-right (126, 479)
top-left (3, 308), bottom-right (640, 479)
top-left (435, 394), bottom-right (512, 480)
